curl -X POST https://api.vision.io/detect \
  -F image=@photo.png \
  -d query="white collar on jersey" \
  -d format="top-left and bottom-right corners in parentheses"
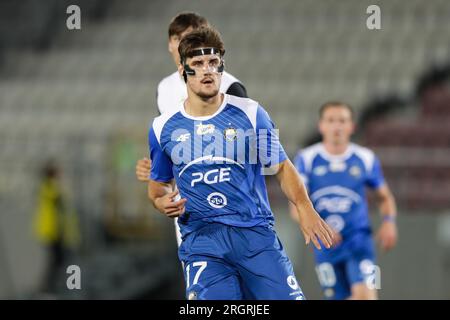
top-left (318, 143), bottom-right (355, 162)
top-left (180, 93), bottom-right (228, 121)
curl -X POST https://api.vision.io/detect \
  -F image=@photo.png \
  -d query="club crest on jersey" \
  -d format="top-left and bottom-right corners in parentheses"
top-left (350, 165), bottom-right (361, 177)
top-left (196, 123), bottom-right (215, 135)
top-left (313, 166), bottom-right (327, 176)
top-left (224, 127), bottom-right (237, 141)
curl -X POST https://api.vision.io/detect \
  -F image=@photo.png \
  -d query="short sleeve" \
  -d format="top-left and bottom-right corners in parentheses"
top-left (365, 156), bottom-right (385, 189)
top-left (148, 126), bottom-right (174, 182)
top-left (225, 82), bottom-right (248, 98)
top-left (255, 105), bottom-right (288, 167)
top-left (156, 88), bottom-right (162, 115)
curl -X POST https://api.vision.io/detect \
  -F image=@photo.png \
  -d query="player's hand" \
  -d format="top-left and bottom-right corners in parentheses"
top-left (331, 229), bottom-right (342, 248)
top-left (136, 157), bottom-right (151, 182)
top-left (297, 206), bottom-right (334, 250)
top-left (154, 189), bottom-right (187, 218)
top-left (376, 220), bottom-right (397, 252)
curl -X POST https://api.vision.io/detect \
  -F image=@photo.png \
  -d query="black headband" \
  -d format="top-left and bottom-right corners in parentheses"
top-left (181, 48), bottom-right (222, 63)
top-left (189, 47), bottom-right (221, 57)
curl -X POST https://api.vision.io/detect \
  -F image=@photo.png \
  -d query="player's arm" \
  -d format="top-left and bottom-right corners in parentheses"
top-left (148, 179), bottom-right (186, 218)
top-left (288, 202), bottom-right (299, 222)
top-left (147, 125), bottom-right (186, 218)
top-left (374, 184), bottom-right (398, 251)
top-left (275, 159), bottom-right (334, 250)
top-left (288, 152), bottom-right (304, 223)
top-left (136, 157), bottom-right (151, 182)
top-left (366, 156), bottom-right (398, 252)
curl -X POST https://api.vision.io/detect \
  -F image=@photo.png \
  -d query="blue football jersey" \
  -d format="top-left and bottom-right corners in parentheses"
top-left (148, 94), bottom-right (287, 239)
top-left (294, 143), bottom-right (385, 262)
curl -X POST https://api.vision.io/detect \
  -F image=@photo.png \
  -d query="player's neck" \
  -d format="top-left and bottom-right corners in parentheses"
top-left (185, 93), bottom-right (224, 117)
top-left (322, 141), bottom-right (351, 156)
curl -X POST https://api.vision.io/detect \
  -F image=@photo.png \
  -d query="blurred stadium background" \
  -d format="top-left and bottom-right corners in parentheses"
top-left (0, 0), bottom-right (449, 299)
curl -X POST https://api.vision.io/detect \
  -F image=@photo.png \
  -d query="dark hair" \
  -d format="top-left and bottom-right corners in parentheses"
top-left (319, 101), bottom-right (354, 119)
top-left (178, 26), bottom-right (225, 62)
top-left (42, 160), bottom-right (60, 179)
top-left (168, 12), bottom-right (208, 38)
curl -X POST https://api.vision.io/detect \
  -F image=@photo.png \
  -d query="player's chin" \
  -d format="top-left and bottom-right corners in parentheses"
top-left (197, 88), bottom-right (219, 99)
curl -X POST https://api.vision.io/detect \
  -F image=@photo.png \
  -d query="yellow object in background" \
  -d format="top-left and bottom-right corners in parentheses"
top-left (34, 179), bottom-right (61, 245)
top-left (33, 178), bottom-right (80, 248)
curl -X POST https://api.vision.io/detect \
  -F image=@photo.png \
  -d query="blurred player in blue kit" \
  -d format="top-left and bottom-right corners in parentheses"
top-left (147, 26), bottom-right (334, 300)
top-left (291, 102), bottom-right (398, 300)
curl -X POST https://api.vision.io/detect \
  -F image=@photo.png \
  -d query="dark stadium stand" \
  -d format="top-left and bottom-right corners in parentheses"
top-left (363, 64), bottom-right (450, 210)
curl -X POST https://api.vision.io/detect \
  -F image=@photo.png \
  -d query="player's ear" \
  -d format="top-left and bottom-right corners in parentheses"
top-left (178, 64), bottom-right (187, 83)
top-left (351, 122), bottom-right (357, 134)
top-left (168, 35), bottom-right (176, 53)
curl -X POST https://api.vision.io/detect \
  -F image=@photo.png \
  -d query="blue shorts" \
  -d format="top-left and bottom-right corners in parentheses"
top-left (314, 232), bottom-right (376, 300)
top-left (178, 223), bottom-right (305, 300)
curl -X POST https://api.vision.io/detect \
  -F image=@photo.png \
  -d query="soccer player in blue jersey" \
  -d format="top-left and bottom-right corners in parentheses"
top-left (135, 12), bottom-right (247, 247)
top-left (291, 102), bottom-right (398, 300)
top-left (146, 26), bottom-right (334, 300)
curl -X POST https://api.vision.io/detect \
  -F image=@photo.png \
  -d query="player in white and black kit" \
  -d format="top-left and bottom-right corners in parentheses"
top-left (135, 13), bottom-right (247, 246)
top-left (156, 12), bottom-right (247, 115)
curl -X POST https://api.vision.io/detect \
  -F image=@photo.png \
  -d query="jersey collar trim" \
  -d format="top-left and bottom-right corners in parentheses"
top-left (180, 93), bottom-right (228, 121)
top-left (319, 143), bottom-right (355, 162)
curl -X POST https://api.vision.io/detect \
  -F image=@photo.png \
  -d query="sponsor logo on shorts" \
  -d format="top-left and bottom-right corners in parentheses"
top-left (324, 288), bottom-right (335, 298)
top-left (295, 292), bottom-right (306, 300)
top-left (188, 291), bottom-right (198, 300)
top-left (287, 275), bottom-right (299, 290)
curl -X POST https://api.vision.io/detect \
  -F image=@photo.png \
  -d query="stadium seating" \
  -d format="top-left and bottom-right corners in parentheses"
top-left (364, 95), bottom-right (450, 210)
